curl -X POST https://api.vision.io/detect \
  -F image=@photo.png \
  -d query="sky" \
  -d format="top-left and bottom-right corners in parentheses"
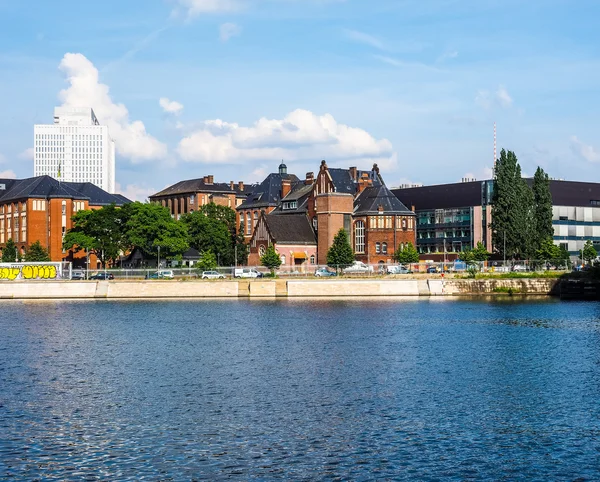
top-left (0, 0), bottom-right (599, 201)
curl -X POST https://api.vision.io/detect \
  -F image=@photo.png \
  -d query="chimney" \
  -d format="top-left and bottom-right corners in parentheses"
top-left (305, 172), bottom-right (314, 185)
top-left (282, 178), bottom-right (292, 198)
top-left (207, 175), bottom-right (214, 185)
top-left (358, 174), bottom-right (372, 193)
top-left (411, 204), bottom-right (416, 213)
top-left (349, 166), bottom-right (358, 181)
top-left (238, 181), bottom-right (244, 191)
top-left (378, 204), bottom-right (384, 213)
top-left (230, 181), bottom-right (234, 190)
top-left (203, 176), bottom-right (209, 183)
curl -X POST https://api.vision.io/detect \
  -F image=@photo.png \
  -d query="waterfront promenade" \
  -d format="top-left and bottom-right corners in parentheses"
top-left (0, 277), bottom-right (560, 299)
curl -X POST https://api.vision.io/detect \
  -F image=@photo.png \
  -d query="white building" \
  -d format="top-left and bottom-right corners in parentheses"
top-left (34, 107), bottom-right (116, 193)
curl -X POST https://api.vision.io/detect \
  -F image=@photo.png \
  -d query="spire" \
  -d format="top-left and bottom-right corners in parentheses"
top-left (278, 161), bottom-right (287, 175)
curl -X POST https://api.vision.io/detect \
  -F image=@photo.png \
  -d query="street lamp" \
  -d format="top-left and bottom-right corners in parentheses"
top-left (157, 245), bottom-right (161, 269)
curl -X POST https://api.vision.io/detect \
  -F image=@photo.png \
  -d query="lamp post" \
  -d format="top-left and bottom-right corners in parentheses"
top-left (157, 245), bottom-right (161, 269)
top-left (503, 230), bottom-right (506, 268)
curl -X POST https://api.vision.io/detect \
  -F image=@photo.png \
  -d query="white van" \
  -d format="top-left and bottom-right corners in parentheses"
top-left (234, 268), bottom-right (263, 278)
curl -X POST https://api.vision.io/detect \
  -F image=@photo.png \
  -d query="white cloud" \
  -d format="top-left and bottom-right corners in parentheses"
top-left (19, 147), bottom-right (34, 160)
top-left (177, 108), bottom-right (396, 169)
top-left (115, 182), bottom-right (157, 202)
top-left (437, 50), bottom-right (458, 62)
top-left (159, 97), bottom-right (184, 115)
top-left (0, 170), bottom-right (17, 179)
top-left (570, 136), bottom-right (600, 163)
top-left (58, 53), bottom-right (167, 163)
top-left (475, 85), bottom-right (513, 109)
top-left (173, 0), bottom-right (244, 18)
top-left (220, 22), bottom-right (242, 41)
top-left (496, 85), bottom-right (513, 107)
top-left (343, 29), bottom-right (385, 50)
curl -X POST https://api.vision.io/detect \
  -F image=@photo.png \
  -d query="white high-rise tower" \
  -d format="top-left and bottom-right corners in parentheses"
top-left (34, 107), bottom-right (116, 193)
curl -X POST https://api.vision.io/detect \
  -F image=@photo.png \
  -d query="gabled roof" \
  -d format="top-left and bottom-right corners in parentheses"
top-left (237, 172), bottom-right (300, 210)
top-left (328, 167), bottom-right (383, 195)
top-left (271, 182), bottom-right (313, 214)
top-left (354, 184), bottom-right (414, 215)
top-left (264, 213), bottom-right (316, 245)
top-left (150, 178), bottom-right (246, 198)
top-left (0, 176), bottom-right (130, 206)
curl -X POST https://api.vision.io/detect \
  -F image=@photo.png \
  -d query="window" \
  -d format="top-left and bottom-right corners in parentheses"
top-left (253, 211), bottom-right (258, 228)
top-left (355, 221), bottom-right (365, 253)
top-left (592, 200), bottom-right (600, 206)
top-left (259, 245), bottom-right (266, 256)
top-left (402, 218), bottom-right (407, 229)
top-left (280, 254), bottom-right (286, 264)
top-left (246, 213), bottom-right (252, 235)
top-left (283, 201), bottom-right (297, 210)
top-left (382, 242), bottom-right (388, 254)
top-left (310, 254), bottom-right (315, 264)
top-left (375, 242), bottom-right (381, 254)
top-left (312, 217), bottom-right (318, 231)
top-left (190, 194), bottom-right (195, 204)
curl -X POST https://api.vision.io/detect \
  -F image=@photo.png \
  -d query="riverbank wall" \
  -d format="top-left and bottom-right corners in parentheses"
top-left (0, 278), bottom-right (561, 300)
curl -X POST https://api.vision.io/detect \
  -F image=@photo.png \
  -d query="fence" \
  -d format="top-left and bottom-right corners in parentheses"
top-left (66, 260), bottom-right (574, 280)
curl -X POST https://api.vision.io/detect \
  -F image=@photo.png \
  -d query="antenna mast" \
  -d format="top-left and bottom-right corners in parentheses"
top-left (493, 121), bottom-right (497, 178)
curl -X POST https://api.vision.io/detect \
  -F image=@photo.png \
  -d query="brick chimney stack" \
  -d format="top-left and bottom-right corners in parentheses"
top-left (206, 175), bottom-right (214, 185)
top-left (305, 172), bottom-right (314, 185)
top-left (349, 166), bottom-right (358, 181)
top-left (230, 181), bottom-right (234, 190)
top-left (203, 175), bottom-right (208, 183)
top-left (358, 172), bottom-right (372, 193)
top-left (238, 181), bottom-right (244, 191)
top-left (282, 178), bottom-right (292, 198)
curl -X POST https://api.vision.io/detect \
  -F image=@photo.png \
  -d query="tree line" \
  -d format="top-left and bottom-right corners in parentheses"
top-left (62, 202), bottom-right (248, 268)
top-left (1, 239), bottom-right (51, 263)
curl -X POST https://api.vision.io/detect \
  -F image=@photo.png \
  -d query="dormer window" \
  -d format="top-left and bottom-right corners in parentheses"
top-left (282, 201), bottom-right (297, 210)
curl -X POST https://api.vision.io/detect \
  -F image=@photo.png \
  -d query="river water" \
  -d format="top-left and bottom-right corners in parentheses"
top-left (1, 298), bottom-right (600, 480)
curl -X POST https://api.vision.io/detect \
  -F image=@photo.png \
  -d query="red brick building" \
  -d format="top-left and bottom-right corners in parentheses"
top-left (149, 175), bottom-right (249, 220)
top-left (0, 175), bottom-right (129, 263)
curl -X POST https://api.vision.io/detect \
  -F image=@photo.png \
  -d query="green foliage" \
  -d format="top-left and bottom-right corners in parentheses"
top-left (260, 244), bottom-right (282, 274)
top-left (1, 238), bottom-right (17, 262)
top-left (327, 229), bottom-right (355, 271)
top-left (393, 242), bottom-right (420, 264)
top-left (24, 240), bottom-right (51, 262)
top-left (235, 223), bottom-right (249, 266)
top-left (123, 202), bottom-right (189, 260)
top-left (199, 203), bottom-right (237, 232)
top-left (466, 265), bottom-right (479, 278)
top-left (532, 167), bottom-right (554, 246)
top-left (196, 250), bottom-right (217, 271)
top-left (182, 210), bottom-right (233, 265)
top-left (536, 237), bottom-right (569, 266)
top-left (63, 205), bottom-right (128, 266)
top-left (582, 240), bottom-right (598, 264)
top-left (461, 242), bottom-right (491, 265)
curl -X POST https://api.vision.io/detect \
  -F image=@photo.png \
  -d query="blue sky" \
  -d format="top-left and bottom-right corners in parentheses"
top-left (0, 0), bottom-right (599, 200)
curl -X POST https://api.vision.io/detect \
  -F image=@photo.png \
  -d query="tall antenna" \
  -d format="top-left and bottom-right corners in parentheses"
top-left (493, 121), bottom-right (497, 168)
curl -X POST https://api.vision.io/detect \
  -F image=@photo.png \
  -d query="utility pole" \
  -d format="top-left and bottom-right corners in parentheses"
top-left (157, 245), bottom-right (160, 269)
top-left (503, 231), bottom-right (506, 267)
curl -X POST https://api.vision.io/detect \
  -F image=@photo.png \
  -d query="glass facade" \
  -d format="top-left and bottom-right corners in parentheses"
top-left (415, 208), bottom-right (473, 254)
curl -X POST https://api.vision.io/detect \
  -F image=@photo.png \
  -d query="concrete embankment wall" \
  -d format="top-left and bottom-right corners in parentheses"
top-left (0, 278), bottom-right (560, 300)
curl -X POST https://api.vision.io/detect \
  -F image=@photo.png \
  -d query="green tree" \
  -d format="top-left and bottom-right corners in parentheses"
top-left (234, 223), bottom-right (249, 266)
top-left (196, 249), bottom-right (217, 272)
top-left (536, 237), bottom-right (569, 267)
top-left (260, 244), bottom-right (282, 275)
top-left (1, 238), bottom-right (17, 262)
top-left (491, 149), bottom-right (535, 260)
top-left (532, 167), bottom-right (554, 247)
top-left (123, 202), bottom-right (189, 261)
top-left (472, 241), bottom-right (491, 261)
top-left (459, 248), bottom-right (475, 266)
top-left (63, 205), bottom-right (127, 267)
top-left (582, 240), bottom-right (598, 265)
top-left (327, 228), bottom-right (355, 271)
top-left (393, 242), bottom-right (420, 264)
top-left (24, 240), bottom-right (51, 262)
top-left (182, 210), bottom-right (233, 266)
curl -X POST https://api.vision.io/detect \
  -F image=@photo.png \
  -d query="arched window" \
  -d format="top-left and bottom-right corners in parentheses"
top-left (402, 217), bottom-right (407, 229)
top-left (280, 254), bottom-right (286, 264)
top-left (259, 245), bottom-right (266, 256)
top-left (246, 212), bottom-right (252, 235)
top-left (375, 242), bottom-right (381, 254)
top-left (253, 211), bottom-right (259, 228)
top-left (382, 242), bottom-right (388, 254)
top-left (310, 254), bottom-right (315, 264)
top-left (354, 221), bottom-right (365, 253)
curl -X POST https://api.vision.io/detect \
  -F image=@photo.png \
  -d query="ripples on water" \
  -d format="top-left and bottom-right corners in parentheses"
top-left (1, 298), bottom-right (600, 480)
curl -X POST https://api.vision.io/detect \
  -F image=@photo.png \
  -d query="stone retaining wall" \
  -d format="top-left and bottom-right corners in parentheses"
top-left (0, 278), bottom-right (560, 300)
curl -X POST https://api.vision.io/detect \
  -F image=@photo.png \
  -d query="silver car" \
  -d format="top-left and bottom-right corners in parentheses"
top-left (201, 271), bottom-right (226, 279)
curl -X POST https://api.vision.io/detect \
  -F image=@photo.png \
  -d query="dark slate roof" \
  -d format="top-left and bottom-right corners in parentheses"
top-left (0, 176), bottom-right (130, 206)
top-left (271, 182), bottom-right (313, 214)
top-left (392, 180), bottom-right (484, 210)
top-left (265, 213), bottom-right (316, 245)
top-left (328, 167), bottom-right (383, 195)
top-left (354, 184), bottom-right (415, 215)
top-left (63, 182), bottom-right (130, 206)
top-left (237, 172), bottom-right (300, 210)
top-left (150, 178), bottom-right (246, 198)
top-left (546, 180), bottom-right (600, 207)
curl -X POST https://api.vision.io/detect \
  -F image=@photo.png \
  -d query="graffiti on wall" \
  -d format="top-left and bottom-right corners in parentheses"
top-left (0, 263), bottom-right (60, 281)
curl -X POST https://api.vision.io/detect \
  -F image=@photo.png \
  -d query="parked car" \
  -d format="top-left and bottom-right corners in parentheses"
top-left (512, 264), bottom-right (528, 272)
top-left (145, 270), bottom-right (175, 280)
top-left (343, 261), bottom-right (373, 274)
top-left (90, 272), bottom-right (114, 280)
top-left (234, 268), bottom-right (264, 278)
top-left (387, 265), bottom-right (410, 274)
top-left (426, 266), bottom-right (440, 273)
top-left (315, 268), bottom-right (337, 277)
top-left (71, 270), bottom-right (85, 280)
top-left (201, 270), bottom-right (226, 279)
